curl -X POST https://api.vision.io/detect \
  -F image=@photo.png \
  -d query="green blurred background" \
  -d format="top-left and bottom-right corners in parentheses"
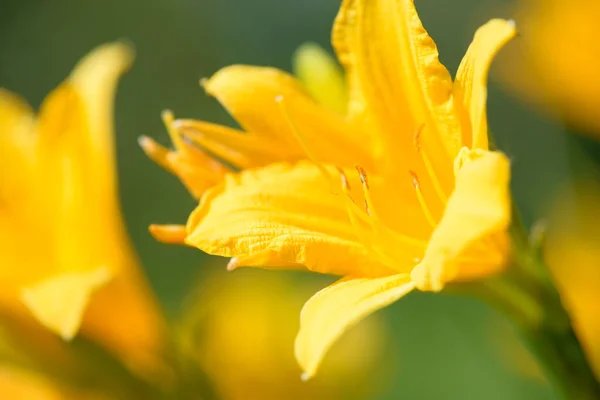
top-left (3, 0), bottom-right (595, 398)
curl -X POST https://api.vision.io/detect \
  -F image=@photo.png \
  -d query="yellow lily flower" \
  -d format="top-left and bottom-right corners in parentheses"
top-left (501, 0), bottom-right (600, 136)
top-left (0, 43), bottom-right (166, 378)
top-left (143, 0), bottom-right (516, 378)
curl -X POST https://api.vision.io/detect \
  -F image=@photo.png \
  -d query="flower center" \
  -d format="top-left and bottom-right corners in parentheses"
top-left (275, 94), bottom-right (426, 273)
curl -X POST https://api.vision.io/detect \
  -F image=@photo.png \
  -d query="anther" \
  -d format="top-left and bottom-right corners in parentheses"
top-left (409, 170), bottom-right (420, 189)
top-left (413, 124), bottom-right (425, 153)
top-left (355, 165), bottom-right (376, 217)
top-left (355, 165), bottom-right (369, 189)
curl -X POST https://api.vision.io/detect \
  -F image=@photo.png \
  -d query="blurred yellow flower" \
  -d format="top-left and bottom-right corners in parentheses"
top-left (180, 269), bottom-right (393, 400)
top-left (502, 0), bottom-right (600, 136)
top-left (143, 0), bottom-right (516, 378)
top-left (0, 43), bottom-right (166, 378)
top-left (0, 364), bottom-right (109, 400)
top-left (545, 182), bottom-right (600, 379)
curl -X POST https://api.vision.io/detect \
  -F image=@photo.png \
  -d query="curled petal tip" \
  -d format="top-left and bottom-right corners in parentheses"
top-left (137, 135), bottom-right (152, 148)
top-left (199, 77), bottom-right (209, 90)
top-left (60, 331), bottom-right (76, 341)
top-left (507, 19), bottom-right (516, 29)
top-left (149, 224), bottom-right (187, 245)
top-left (300, 372), bottom-right (312, 382)
top-left (161, 109), bottom-right (175, 123)
top-left (138, 135), bottom-right (173, 171)
top-left (226, 257), bottom-right (240, 271)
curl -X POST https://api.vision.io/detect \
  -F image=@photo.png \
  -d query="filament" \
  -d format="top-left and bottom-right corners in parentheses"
top-left (275, 95), bottom-right (335, 187)
top-left (338, 169), bottom-right (403, 268)
top-left (413, 124), bottom-right (448, 204)
top-left (341, 168), bottom-right (427, 249)
top-left (355, 165), bottom-right (376, 218)
top-left (409, 170), bottom-right (438, 229)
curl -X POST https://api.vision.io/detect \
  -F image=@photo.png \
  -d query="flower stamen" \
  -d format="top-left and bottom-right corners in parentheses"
top-left (409, 170), bottom-right (438, 229)
top-left (355, 165), bottom-right (375, 217)
top-left (338, 169), bottom-right (426, 272)
top-left (340, 168), bottom-right (426, 248)
top-left (338, 169), bottom-right (400, 268)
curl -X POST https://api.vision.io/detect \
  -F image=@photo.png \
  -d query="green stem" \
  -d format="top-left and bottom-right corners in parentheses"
top-left (464, 270), bottom-right (600, 399)
top-left (520, 312), bottom-right (600, 400)
top-left (487, 214), bottom-right (600, 399)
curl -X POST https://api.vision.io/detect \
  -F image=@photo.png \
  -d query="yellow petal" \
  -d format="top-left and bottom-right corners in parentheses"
top-left (68, 42), bottom-right (133, 200)
top-left (454, 19), bottom-right (517, 149)
top-left (34, 84), bottom-right (108, 277)
top-left (81, 267), bottom-right (169, 381)
top-left (138, 135), bottom-right (226, 200)
top-left (33, 46), bottom-right (131, 271)
top-left (141, 111), bottom-right (231, 199)
top-left (149, 224), bottom-right (187, 245)
top-left (173, 119), bottom-right (285, 168)
top-left (0, 89), bottom-right (37, 222)
top-left (185, 161), bottom-right (395, 277)
top-left (21, 267), bottom-right (112, 340)
top-left (225, 252), bottom-right (305, 272)
top-left (411, 148), bottom-right (511, 291)
top-left (295, 274), bottom-right (415, 379)
top-left (138, 135), bottom-right (175, 174)
top-left (203, 65), bottom-right (375, 169)
top-left (0, 89), bottom-right (35, 168)
top-left (292, 42), bottom-right (347, 114)
top-left (332, 0), bottom-right (462, 175)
